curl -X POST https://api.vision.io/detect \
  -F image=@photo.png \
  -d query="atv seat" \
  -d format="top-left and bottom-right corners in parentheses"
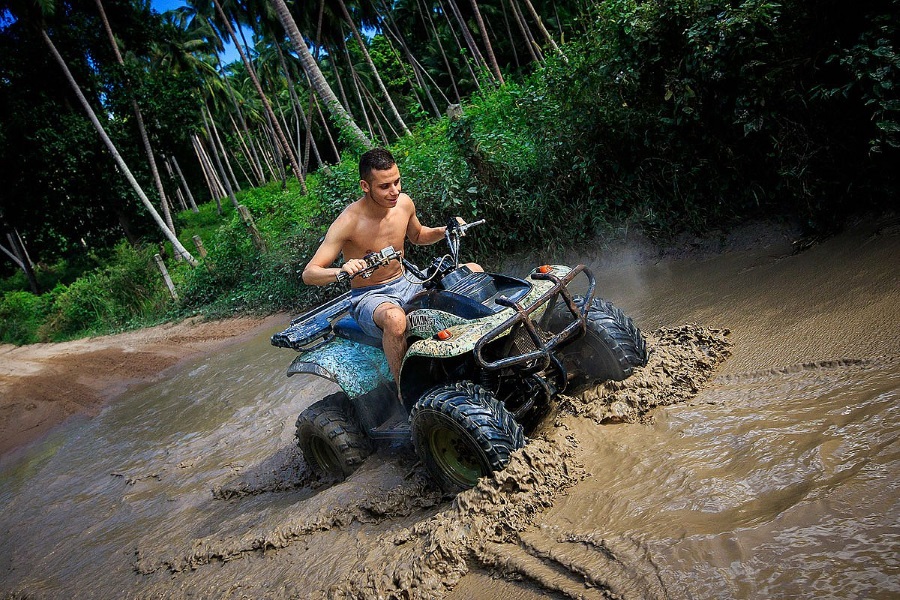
top-left (332, 315), bottom-right (384, 349)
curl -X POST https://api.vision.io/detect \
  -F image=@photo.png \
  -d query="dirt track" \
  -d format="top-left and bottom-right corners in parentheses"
top-left (0, 314), bottom-right (284, 457)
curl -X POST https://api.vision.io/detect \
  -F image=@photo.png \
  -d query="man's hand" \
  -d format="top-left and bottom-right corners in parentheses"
top-left (339, 258), bottom-right (370, 280)
top-left (446, 216), bottom-right (468, 236)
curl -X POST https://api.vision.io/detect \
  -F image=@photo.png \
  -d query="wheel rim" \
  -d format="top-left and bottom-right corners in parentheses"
top-left (428, 425), bottom-right (484, 488)
top-left (309, 435), bottom-right (342, 474)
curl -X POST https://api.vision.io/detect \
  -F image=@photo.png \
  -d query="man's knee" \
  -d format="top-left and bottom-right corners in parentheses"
top-left (375, 304), bottom-right (407, 337)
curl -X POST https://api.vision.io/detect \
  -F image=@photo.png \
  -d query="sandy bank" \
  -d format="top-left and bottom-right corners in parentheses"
top-left (0, 313), bottom-right (286, 457)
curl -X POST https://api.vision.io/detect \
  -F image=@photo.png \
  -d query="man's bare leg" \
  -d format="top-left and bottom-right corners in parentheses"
top-left (373, 303), bottom-right (409, 386)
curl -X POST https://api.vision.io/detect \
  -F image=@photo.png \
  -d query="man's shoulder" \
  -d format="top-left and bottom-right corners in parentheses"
top-left (398, 193), bottom-right (415, 212)
top-left (334, 199), bottom-right (365, 222)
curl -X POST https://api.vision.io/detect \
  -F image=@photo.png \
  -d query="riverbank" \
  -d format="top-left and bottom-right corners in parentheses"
top-left (0, 313), bottom-right (286, 458)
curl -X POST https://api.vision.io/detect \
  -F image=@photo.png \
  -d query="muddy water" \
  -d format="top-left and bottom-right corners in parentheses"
top-left (1, 218), bottom-right (898, 599)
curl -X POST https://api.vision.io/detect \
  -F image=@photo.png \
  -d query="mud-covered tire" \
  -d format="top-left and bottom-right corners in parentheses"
top-left (295, 393), bottom-right (371, 479)
top-left (551, 297), bottom-right (648, 386)
top-left (410, 381), bottom-right (525, 493)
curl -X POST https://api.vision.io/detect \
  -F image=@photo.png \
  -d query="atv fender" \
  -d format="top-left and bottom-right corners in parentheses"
top-left (287, 337), bottom-right (392, 399)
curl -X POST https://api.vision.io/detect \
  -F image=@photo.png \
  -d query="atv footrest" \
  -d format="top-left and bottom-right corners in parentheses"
top-left (369, 413), bottom-right (411, 441)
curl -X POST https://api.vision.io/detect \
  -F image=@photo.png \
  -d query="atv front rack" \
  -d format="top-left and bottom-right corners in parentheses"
top-left (473, 265), bottom-right (595, 372)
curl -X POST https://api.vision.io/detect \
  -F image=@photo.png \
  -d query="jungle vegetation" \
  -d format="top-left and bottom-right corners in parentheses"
top-left (0, 0), bottom-right (897, 344)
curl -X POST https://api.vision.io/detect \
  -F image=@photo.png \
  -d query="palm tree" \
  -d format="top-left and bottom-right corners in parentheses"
top-left (519, 0), bottom-right (564, 58)
top-left (95, 0), bottom-right (178, 235)
top-left (40, 28), bottom-right (198, 265)
top-left (468, 0), bottom-right (504, 84)
top-left (269, 0), bottom-right (373, 150)
top-left (210, 0), bottom-right (307, 192)
top-left (332, 0), bottom-right (411, 136)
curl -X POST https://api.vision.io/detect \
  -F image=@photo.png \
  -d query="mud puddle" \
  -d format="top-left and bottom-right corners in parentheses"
top-left (2, 217), bottom-right (899, 599)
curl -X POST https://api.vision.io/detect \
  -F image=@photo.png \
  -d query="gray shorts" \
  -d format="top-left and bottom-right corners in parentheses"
top-left (349, 275), bottom-right (424, 338)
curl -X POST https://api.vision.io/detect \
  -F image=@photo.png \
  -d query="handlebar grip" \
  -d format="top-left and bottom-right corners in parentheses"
top-left (336, 270), bottom-right (351, 283)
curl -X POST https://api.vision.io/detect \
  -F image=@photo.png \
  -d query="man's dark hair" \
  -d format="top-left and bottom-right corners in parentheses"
top-left (359, 148), bottom-right (396, 181)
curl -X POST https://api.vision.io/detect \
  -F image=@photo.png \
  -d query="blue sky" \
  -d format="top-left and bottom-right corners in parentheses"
top-left (151, 0), bottom-right (190, 14)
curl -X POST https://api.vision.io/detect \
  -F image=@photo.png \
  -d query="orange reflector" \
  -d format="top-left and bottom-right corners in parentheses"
top-left (538, 264), bottom-right (552, 274)
top-left (436, 329), bottom-right (453, 340)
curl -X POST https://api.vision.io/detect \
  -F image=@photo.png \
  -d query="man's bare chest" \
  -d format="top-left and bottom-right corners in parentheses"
top-left (345, 215), bottom-right (408, 258)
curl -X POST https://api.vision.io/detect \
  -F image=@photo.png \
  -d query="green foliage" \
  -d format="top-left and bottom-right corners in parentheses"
top-left (39, 242), bottom-right (171, 341)
top-left (0, 291), bottom-right (51, 345)
top-left (3, 0), bottom-right (897, 344)
top-left (815, 4), bottom-right (900, 153)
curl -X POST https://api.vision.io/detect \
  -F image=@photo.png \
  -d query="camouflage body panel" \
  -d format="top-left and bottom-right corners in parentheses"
top-left (402, 265), bottom-right (571, 361)
top-left (287, 336), bottom-right (392, 399)
top-left (405, 309), bottom-right (469, 339)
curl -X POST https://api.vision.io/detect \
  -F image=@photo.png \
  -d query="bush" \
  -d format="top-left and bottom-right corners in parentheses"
top-left (0, 290), bottom-right (50, 345)
top-left (41, 242), bottom-right (171, 340)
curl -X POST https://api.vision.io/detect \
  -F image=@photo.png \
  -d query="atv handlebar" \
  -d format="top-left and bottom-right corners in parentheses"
top-left (336, 217), bottom-right (483, 284)
top-left (335, 245), bottom-right (403, 283)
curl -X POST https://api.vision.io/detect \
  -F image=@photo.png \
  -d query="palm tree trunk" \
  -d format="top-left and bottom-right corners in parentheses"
top-left (312, 94), bottom-right (341, 162)
top-left (419, 0), bottom-right (462, 102)
top-left (510, 0), bottom-right (543, 64)
top-left (469, 0), bottom-right (505, 84)
top-left (213, 0), bottom-right (305, 192)
top-left (193, 135), bottom-right (221, 206)
top-left (342, 37), bottom-right (376, 141)
top-left (520, 0), bottom-right (565, 58)
top-left (262, 115), bottom-right (288, 187)
top-left (379, 5), bottom-right (442, 117)
top-left (229, 113), bottom-right (265, 184)
top-left (95, 0), bottom-right (177, 235)
top-left (207, 104), bottom-right (241, 192)
top-left (334, 0), bottom-right (411, 136)
top-left (200, 107), bottom-right (239, 209)
top-left (438, 0), bottom-right (483, 91)
top-left (270, 0), bottom-right (373, 151)
top-left (444, 0), bottom-right (491, 79)
top-left (328, 51), bottom-right (352, 113)
top-left (225, 82), bottom-right (266, 184)
top-left (194, 133), bottom-right (226, 202)
top-left (42, 29), bottom-right (197, 266)
top-left (0, 214), bottom-right (39, 294)
top-left (499, 0), bottom-right (521, 68)
top-left (168, 155), bottom-right (199, 212)
top-left (379, 26), bottom-right (432, 118)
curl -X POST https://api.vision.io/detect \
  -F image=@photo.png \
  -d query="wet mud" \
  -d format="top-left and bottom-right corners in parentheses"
top-left (1, 216), bottom-right (898, 599)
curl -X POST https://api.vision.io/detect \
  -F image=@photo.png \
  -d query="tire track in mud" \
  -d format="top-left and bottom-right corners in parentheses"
top-left (136, 324), bottom-right (731, 599)
top-left (711, 355), bottom-right (898, 384)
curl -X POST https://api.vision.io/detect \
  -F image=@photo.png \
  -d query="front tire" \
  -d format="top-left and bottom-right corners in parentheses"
top-left (551, 297), bottom-right (648, 386)
top-left (295, 393), bottom-right (371, 479)
top-left (410, 381), bottom-right (525, 493)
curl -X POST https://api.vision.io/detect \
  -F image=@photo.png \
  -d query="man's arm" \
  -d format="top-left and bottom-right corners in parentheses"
top-left (301, 219), bottom-right (368, 286)
top-left (405, 198), bottom-right (446, 246)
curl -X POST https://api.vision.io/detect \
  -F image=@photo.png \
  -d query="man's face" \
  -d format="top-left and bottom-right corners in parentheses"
top-left (361, 164), bottom-right (401, 209)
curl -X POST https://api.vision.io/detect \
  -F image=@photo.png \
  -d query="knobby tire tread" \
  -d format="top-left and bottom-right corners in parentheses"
top-left (411, 381), bottom-right (525, 492)
top-left (295, 392), bottom-right (371, 478)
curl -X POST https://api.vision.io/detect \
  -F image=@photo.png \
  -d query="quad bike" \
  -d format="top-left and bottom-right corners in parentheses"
top-left (272, 219), bottom-right (647, 492)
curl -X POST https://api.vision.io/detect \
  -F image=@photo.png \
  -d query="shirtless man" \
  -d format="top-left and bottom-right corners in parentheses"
top-left (302, 148), bottom-right (479, 384)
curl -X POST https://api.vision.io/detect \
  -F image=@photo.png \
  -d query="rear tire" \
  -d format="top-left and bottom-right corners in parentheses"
top-left (295, 393), bottom-right (371, 479)
top-left (551, 297), bottom-right (648, 386)
top-left (410, 381), bottom-right (525, 493)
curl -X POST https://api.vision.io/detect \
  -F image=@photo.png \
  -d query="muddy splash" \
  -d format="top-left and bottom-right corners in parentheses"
top-left (560, 324), bottom-right (732, 424)
top-left (121, 324), bottom-right (729, 600)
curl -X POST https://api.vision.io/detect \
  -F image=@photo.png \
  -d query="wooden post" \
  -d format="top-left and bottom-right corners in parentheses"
top-left (154, 253), bottom-right (178, 300)
top-left (192, 235), bottom-right (208, 258)
top-left (238, 204), bottom-right (267, 253)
